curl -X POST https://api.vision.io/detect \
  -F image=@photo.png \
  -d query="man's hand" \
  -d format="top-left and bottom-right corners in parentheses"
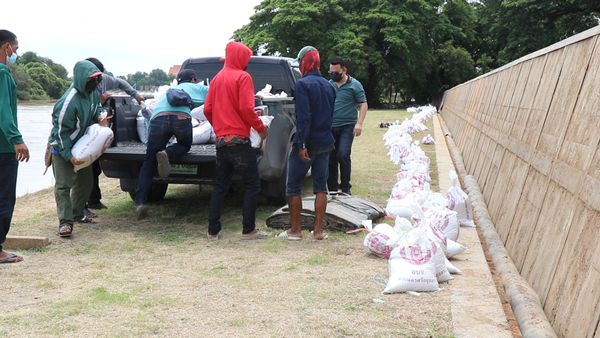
top-left (70, 157), bottom-right (85, 166)
top-left (353, 123), bottom-right (363, 137)
top-left (101, 92), bottom-right (112, 105)
top-left (135, 94), bottom-right (145, 104)
top-left (14, 143), bottom-right (29, 162)
top-left (299, 148), bottom-right (311, 162)
top-left (259, 126), bottom-right (268, 140)
top-left (98, 115), bottom-right (111, 127)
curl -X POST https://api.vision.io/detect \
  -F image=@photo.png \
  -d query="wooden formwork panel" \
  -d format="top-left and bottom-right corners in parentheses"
top-left (511, 55), bottom-right (548, 141)
top-left (496, 65), bottom-right (523, 134)
top-left (581, 146), bottom-right (600, 211)
top-left (503, 62), bottom-right (530, 135)
top-left (522, 49), bottom-right (566, 149)
top-left (520, 180), bottom-right (577, 305)
top-left (495, 156), bottom-right (530, 243)
top-left (484, 70), bottom-right (507, 126)
top-left (557, 37), bottom-right (600, 173)
top-left (486, 151), bottom-right (516, 225)
top-left (536, 37), bottom-right (597, 159)
top-left (473, 133), bottom-right (494, 182)
top-left (478, 75), bottom-right (498, 124)
top-left (543, 203), bottom-right (600, 337)
top-left (505, 168), bottom-right (550, 271)
top-left (464, 128), bottom-right (482, 174)
top-left (482, 144), bottom-right (506, 203)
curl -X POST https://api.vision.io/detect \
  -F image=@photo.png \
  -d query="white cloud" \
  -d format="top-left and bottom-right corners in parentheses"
top-left (3, 0), bottom-right (262, 76)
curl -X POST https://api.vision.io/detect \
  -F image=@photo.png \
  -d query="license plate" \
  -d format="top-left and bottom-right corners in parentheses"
top-left (169, 164), bottom-right (197, 175)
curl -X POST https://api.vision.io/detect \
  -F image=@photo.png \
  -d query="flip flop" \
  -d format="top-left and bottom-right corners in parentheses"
top-left (0, 253), bottom-right (23, 264)
top-left (277, 230), bottom-right (302, 241)
top-left (311, 231), bottom-right (329, 240)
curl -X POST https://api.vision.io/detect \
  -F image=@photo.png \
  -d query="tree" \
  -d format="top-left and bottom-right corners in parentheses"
top-left (234, 0), bottom-right (479, 105)
top-left (475, 0), bottom-right (600, 67)
top-left (9, 64), bottom-right (48, 100)
top-left (24, 62), bottom-right (69, 99)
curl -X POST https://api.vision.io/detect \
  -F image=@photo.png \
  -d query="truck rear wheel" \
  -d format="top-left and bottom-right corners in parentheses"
top-left (123, 179), bottom-right (168, 202)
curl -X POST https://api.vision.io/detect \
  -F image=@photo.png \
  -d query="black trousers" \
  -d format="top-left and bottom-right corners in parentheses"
top-left (0, 154), bottom-right (18, 251)
top-left (88, 160), bottom-right (102, 204)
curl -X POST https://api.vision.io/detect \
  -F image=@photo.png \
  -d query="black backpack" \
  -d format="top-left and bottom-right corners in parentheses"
top-left (166, 88), bottom-right (193, 109)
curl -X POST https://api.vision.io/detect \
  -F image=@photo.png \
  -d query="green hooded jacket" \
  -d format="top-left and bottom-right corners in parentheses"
top-left (49, 60), bottom-right (103, 161)
top-left (0, 63), bottom-right (23, 153)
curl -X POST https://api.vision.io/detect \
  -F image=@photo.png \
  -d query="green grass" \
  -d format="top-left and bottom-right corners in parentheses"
top-left (4, 109), bottom-right (451, 337)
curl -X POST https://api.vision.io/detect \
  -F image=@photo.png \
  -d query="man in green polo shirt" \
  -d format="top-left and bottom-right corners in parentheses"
top-left (0, 29), bottom-right (29, 263)
top-left (327, 57), bottom-right (368, 195)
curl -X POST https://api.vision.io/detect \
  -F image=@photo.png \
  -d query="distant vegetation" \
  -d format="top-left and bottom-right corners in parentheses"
top-left (10, 52), bottom-right (173, 101)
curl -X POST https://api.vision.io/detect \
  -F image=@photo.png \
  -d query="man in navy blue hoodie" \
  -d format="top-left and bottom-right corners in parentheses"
top-left (278, 46), bottom-right (335, 241)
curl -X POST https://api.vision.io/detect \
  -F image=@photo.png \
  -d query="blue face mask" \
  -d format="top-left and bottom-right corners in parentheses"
top-left (7, 45), bottom-right (17, 64)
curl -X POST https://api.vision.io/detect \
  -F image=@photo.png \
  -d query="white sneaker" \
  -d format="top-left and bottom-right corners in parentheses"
top-left (156, 151), bottom-right (170, 178)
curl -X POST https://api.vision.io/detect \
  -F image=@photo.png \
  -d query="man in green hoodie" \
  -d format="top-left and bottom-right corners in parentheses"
top-left (48, 60), bottom-right (107, 237)
top-left (0, 29), bottom-right (29, 263)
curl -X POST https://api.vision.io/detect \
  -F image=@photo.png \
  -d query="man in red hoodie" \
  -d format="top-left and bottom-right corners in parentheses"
top-left (204, 41), bottom-right (269, 240)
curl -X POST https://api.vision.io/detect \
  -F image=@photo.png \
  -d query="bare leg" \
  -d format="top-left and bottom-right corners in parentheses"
top-left (288, 195), bottom-right (303, 236)
top-left (313, 192), bottom-right (327, 238)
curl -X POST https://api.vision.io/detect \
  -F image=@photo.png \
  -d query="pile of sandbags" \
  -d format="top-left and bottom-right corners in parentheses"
top-left (363, 104), bottom-right (474, 294)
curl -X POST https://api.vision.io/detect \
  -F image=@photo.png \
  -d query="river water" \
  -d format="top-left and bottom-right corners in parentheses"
top-left (14, 105), bottom-right (55, 197)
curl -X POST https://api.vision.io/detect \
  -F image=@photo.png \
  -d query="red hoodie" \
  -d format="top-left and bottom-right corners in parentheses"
top-left (204, 42), bottom-right (266, 138)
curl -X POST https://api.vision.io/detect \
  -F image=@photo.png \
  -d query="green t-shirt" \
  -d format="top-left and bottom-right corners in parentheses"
top-left (0, 64), bottom-right (23, 153)
top-left (330, 76), bottom-right (366, 127)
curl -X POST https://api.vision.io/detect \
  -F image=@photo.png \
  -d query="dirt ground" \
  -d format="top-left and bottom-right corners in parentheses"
top-left (1, 110), bottom-right (454, 337)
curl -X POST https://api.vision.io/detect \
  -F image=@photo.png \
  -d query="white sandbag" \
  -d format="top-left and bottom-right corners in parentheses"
top-left (422, 134), bottom-right (435, 145)
top-left (250, 115), bottom-right (275, 148)
top-left (446, 239), bottom-right (467, 258)
top-left (425, 207), bottom-right (459, 242)
top-left (190, 105), bottom-right (206, 122)
top-left (447, 170), bottom-right (475, 227)
top-left (383, 229), bottom-right (440, 294)
top-left (191, 118), bottom-right (200, 128)
top-left (193, 121), bottom-right (213, 145)
top-left (445, 257), bottom-right (463, 274)
top-left (71, 124), bottom-right (114, 172)
top-left (386, 198), bottom-right (414, 219)
top-left (394, 217), bottom-right (414, 234)
top-left (433, 240), bottom-right (452, 282)
top-left (373, 223), bottom-right (397, 239)
top-left (136, 115), bottom-right (148, 144)
top-left (363, 231), bottom-right (395, 259)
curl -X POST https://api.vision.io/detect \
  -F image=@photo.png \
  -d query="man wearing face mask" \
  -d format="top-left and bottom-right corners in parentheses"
top-left (80, 57), bottom-right (145, 216)
top-left (327, 57), bottom-right (368, 195)
top-left (48, 60), bottom-right (107, 237)
top-left (0, 29), bottom-right (29, 263)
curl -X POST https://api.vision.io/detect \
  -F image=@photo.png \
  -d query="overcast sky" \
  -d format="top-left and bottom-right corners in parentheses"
top-left (3, 0), bottom-right (263, 76)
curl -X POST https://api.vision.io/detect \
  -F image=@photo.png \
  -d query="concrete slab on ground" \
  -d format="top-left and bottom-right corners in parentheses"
top-left (432, 114), bottom-right (513, 337)
top-left (3, 235), bottom-right (50, 250)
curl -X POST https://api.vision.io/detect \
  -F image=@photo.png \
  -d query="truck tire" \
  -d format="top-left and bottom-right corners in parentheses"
top-left (126, 181), bottom-right (169, 202)
top-left (262, 144), bottom-right (292, 206)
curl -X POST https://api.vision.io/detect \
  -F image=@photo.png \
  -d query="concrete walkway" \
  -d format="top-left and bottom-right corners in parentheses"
top-left (432, 114), bottom-right (515, 337)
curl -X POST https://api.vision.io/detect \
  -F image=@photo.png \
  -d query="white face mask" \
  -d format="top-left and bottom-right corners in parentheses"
top-left (6, 45), bottom-right (17, 64)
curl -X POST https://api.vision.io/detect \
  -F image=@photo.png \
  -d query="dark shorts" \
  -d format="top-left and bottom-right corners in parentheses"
top-left (286, 148), bottom-right (329, 196)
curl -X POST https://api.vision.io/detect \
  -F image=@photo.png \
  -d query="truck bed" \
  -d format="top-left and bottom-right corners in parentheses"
top-left (103, 142), bottom-right (217, 163)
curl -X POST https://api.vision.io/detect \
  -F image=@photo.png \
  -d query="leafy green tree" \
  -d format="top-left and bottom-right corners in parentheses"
top-left (24, 62), bottom-right (69, 99)
top-left (475, 0), bottom-right (600, 67)
top-left (234, 0), bottom-right (479, 105)
top-left (9, 64), bottom-right (48, 100)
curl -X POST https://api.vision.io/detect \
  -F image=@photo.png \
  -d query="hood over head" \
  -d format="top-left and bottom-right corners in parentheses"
top-left (299, 48), bottom-right (320, 76)
top-left (73, 60), bottom-right (101, 94)
top-left (224, 41), bottom-right (252, 70)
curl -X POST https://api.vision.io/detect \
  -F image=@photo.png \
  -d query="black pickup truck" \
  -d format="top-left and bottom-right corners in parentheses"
top-left (99, 56), bottom-right (300, 203)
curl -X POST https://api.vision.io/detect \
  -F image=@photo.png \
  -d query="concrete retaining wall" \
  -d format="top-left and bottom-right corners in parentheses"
top-left (439, 25), bottom-right (600, 338)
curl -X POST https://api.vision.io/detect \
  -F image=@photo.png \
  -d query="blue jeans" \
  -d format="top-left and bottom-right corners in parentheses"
top-left (286, 147), bottom-right (329, 196)
top-left (135, 115), bottom-right (192, 205)
top-left (208, 144), bottom-right (260, 235)
top-left (0, 154), bottom-right (18, 251)
top-left (328, 124), bottom-right (354, 193)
